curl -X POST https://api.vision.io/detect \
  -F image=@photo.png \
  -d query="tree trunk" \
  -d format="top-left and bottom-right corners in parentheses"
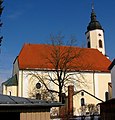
top-left (59, 85), bottom-right (62, 102)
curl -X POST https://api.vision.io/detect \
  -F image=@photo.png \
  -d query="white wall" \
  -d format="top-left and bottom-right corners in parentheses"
top-left (111, 65), bottom-right (115, 98)
top-left (19, 70), bottom-right (111, 102)
top-left (86, 29), bottom-right (105, 55)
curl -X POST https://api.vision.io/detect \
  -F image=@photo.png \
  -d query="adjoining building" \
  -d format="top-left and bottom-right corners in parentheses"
top-left (2, 6), bottom-right (112, 115)
top-left (108, 59), bottom-right (115, 98)
top-left (0, 94), bottom-right (62, 120)
top-left (100, 59), bottom-right (115, 120)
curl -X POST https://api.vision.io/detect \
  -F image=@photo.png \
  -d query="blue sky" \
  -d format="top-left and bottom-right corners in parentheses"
top-left (0, 0), bottom-right (115, 84)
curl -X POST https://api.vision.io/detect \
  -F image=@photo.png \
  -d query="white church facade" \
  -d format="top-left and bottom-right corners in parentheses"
top-left (2, 7), bottom-right (112, 115)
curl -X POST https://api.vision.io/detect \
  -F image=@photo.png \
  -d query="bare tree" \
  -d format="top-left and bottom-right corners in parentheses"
top-left (28, 33), bottom-right (86, 102)
top-left (78, 104), bottom-right (100, 119)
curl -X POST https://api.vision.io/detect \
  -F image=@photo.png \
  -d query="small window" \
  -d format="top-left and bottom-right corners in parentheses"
top-left (99, 40), bottom-right (103, 48)
top-left (81, 92), bottom-right (84, 96)
top-left (98, 33), bottom-right (101, 36)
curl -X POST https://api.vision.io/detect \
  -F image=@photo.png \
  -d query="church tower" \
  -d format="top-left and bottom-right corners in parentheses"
top-left (85, 5), bottom-right (105, 55)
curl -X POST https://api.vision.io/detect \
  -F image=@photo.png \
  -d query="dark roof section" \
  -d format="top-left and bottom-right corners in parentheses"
top-left (100, 98), bottom-right (115, 105)
top-left (86, 8), bottom-right (103, 33)
top-left (2, 74), bottom-right (18, 86)
top-left (0, 94), bottom-right (62, 106)
top-left (0, 94), bottom-right (63, 112)
top-left (108, 59), bottom-right (115, 70)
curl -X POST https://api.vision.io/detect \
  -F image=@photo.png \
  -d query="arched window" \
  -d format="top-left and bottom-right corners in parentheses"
top-left (87, 41), bottom-right (90, 48)
top-left (105, 92), bottom-right (109, 101)
top-left (81, 98), bottom-right (85, 106)
top-left (9, 91), bottom-right (11, 96)
top-left (62, 93), bottom-right (66, 104)
top-left (36, 93), bottom-right (41, 100)
top-left (99, 40), bottom-right (103, 48)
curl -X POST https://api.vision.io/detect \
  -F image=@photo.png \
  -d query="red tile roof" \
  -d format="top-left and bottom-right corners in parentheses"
top-left (17, 44), bottom-right (111, 72)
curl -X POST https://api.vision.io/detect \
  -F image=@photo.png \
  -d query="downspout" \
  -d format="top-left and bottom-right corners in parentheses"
top-left (21, 70), bottom-right (23, 97)
top-left (93, 71), bottom-right (95, 96)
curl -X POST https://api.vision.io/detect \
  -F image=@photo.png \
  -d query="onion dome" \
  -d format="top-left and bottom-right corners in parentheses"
top-left (86, 8), bottom-right (103, 32)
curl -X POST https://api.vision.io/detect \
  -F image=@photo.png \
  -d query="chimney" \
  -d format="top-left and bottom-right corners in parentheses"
top-left (68, 85), bottom-right (74, 117)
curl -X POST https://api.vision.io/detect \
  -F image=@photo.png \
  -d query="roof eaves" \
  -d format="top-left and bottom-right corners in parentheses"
top-left (19, 68), bottom-right (110, 73)
top-left (108, 59), bottom-right (115, 70)
top-left (74, 89), bottom-right (104, 102)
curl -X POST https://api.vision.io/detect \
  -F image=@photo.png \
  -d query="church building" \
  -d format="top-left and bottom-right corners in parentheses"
top-left (2, 6), bottom-right (111, 115)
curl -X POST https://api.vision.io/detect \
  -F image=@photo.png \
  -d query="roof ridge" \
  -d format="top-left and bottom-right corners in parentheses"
top-left (17, 43), bottom-right (104, 51)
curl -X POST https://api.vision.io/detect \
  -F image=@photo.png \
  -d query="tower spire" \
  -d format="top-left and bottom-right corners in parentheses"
top-left (85, 0), bottom-right (106, 55)
top-left (92, 0), bottom-right (94, 11)
top-left (86, 0), bottom-right (103, 32)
